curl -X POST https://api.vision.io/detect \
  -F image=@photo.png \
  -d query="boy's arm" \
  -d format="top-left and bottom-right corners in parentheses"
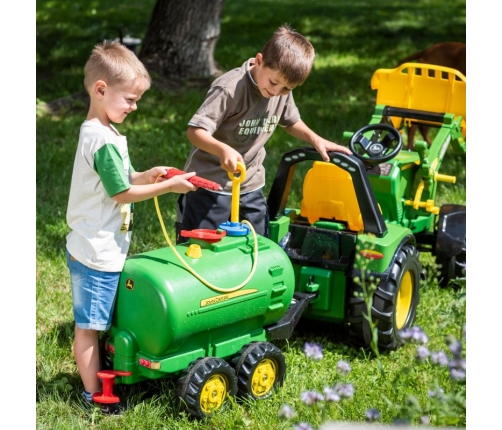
top-left (94, 142), bottom-right (196, 204)
top-left (186, 126), bottom-right (243, 173)
top-left (113, 169), bottom-right (197, 204)
top-left (283, 119), bottom-right (352, 161)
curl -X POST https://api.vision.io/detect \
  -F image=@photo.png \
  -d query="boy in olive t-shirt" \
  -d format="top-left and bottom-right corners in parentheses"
top-left (176, 24), bottom-right (351, 242)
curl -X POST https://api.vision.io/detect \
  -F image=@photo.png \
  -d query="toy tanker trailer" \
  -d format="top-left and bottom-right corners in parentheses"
top-left (96, 166), bottom-right (315, 418)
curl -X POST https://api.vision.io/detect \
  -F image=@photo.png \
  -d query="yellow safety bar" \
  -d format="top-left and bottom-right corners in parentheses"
top-left (371, 63), bottom-right (466, 137)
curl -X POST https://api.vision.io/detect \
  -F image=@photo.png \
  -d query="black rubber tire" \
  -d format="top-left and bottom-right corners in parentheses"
top-left (231, 342), bottom-right (286, 400)
top-left (99, 333), bottom-right (113, 371)
top-left (437, 239), bottom-right (466, 287)
top-left (348, 243), bottom-right (421, 350)
top-left (176, 357), bottom-right (237, 419)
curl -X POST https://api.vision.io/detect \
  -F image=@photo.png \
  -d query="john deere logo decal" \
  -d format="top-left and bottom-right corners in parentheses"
top-left (125, 278), bottom-right (135, 290)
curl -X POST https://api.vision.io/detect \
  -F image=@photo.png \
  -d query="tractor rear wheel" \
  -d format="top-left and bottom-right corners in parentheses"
top-left (232, 342), bottom-right (286, 400)
top-left (437, 239), bottom-right (466, 287)
top-left (348, 243), bottom-right (421, 350)
top-left (176, 357), bottom-right (237, 419)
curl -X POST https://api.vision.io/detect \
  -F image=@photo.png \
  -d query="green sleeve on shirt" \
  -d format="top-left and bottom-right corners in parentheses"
top-left (94, 144), bottom-right (131, 197)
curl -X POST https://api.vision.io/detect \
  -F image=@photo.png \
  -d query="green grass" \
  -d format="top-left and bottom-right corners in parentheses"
top-left (36, 0), bottom-right (466, 428)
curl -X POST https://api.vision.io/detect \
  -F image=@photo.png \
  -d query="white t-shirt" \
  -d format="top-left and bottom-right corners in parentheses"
top-left (66, 121), bottom-right (134, 272)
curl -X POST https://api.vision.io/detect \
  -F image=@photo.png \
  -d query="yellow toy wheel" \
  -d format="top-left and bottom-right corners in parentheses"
top-left (396, 270), bottom-right (413, 329)
top-left (200, 373), bottom-right (228, 414)
top-left (176, 357), bottom-right (237, 419)
top-left (250, 358), bottom-right (277, 397)
top-left (232, 342), bottom-right (286, 400)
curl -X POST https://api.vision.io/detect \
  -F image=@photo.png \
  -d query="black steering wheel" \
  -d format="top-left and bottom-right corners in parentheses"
top-left (349, 123), bottom-right (402, 165)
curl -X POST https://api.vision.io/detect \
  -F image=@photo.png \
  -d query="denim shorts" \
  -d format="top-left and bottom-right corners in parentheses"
top-left (66, 249), bottom-right (120, 331)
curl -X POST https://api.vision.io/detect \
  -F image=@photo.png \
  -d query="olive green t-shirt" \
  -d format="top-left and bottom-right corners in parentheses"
top-left (185, 58), bottom-right (300, 193)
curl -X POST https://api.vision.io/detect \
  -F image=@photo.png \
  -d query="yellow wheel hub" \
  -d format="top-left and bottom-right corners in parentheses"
top-left (396, 270), bottom-right (413, 329)
top-left (251, 358), bottom-right (277, 397)
top-left (200, 374), bottom-right (228, 414)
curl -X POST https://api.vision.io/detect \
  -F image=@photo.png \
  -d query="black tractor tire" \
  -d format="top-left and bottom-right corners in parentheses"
top-left (437, 239), bottom-right (466, 287)
top-left (231, 342), bottom-right (286, 400)
top-left (99, 333), bottom-right (113, 371)
top-left (348, 243), bottom-right (421, 350)
top-left (176, 357), bottom-right (237, 419)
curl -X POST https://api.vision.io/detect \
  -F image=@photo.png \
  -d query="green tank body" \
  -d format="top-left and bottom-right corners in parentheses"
top-left (108, 234), bottom-right (295, 381)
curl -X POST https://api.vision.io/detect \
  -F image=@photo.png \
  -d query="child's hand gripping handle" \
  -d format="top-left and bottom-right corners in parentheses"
top-left (228, 162), bottom-right (246, 223)
top-left (164, 168), bottom-right (223, 191)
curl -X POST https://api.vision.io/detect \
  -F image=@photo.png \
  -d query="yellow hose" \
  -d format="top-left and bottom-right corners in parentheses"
top-left (153, 168), bottom-right (258, 293)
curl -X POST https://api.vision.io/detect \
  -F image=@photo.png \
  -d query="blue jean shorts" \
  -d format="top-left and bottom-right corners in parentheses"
top-left (66, 249), bottom-right (120, 331)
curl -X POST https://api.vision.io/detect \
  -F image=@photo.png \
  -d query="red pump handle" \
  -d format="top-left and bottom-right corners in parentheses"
top-left (180, 228), bottom-right (226, 243)
top-left (164, 168), bottom-right (223, 191)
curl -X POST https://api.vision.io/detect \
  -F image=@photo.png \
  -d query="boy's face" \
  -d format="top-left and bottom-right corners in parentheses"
top-left (98, 78), bottom-right (148, 124)
top-left (251, 53), bottom-right (297, 98)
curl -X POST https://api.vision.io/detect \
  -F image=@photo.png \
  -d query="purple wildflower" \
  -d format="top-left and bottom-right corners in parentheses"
top-left (365, 408), bottom-right (380, 422)
top-left (450, 368), bottom-right (466, 380)
top-left (323, 386), bottom-right (341, 402)
top-left (420, 415), bottom-right (431, 425)
top-left (300, 390), bottom-right (324, 406)
top-left (431, 351), bottom-right (448, 366)
top-left (336, 360), bottom-right (351, 376)
top-left (448, 340), bottom-right (463, 358)
top-left (278, 404), bottom-right (295, 419)
top-left (400, 326), bottom-right (428, 344)
top-left (428, 388), bottom-right (444, 399)
top-left (303, 342), bottom-right (324, 360)
top-left (416, 345), bottom-right (430, 361)
top-left (294, 423), bottom-right (313, 430)
top-left (334, 382), bottom-right (354, 399)
top-left (448, 357), bottom-right (466, 380)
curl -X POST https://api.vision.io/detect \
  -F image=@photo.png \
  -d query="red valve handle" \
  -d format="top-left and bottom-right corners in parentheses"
top-left (164, 168), bottom-right (223, 191)
top-left (180, 229), bottom-right (227, 243)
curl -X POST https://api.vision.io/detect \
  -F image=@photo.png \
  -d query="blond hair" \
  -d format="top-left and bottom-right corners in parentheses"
top-left (83, 41), bottom-right (151, 93)
top-left (260, 25), bottom-right (315, 86)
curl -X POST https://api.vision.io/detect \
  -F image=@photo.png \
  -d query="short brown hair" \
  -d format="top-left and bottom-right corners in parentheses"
top-left (260, 25), bottom-right (315, 86)
top-left (83, 41), bottom-right (151, 93)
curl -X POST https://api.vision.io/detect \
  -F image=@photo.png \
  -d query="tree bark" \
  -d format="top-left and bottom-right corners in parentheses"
top-left (139, 0), bottom-right (225, 81)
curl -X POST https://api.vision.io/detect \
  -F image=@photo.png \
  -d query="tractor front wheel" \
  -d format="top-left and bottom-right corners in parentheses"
top-left (232, 342), bottom-right (286, 400)
top-left (348, 243), bottom-right (421, 350)
top-left (176, 357), bottom-right (237, 419)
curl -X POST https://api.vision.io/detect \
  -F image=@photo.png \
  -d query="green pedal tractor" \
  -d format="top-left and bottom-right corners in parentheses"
top-left (267, 62), bottom-right (466, 348)
top-left (95, 63), bottom-right (466, 418)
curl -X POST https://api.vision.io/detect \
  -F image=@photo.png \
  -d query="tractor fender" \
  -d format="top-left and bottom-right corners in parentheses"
top-left (348, 234), bottom-right (417, 283)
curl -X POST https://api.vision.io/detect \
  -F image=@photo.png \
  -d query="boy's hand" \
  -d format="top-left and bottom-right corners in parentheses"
top-left (314, 139), bottom-right (352, 162)
top-left (142, 166), bottom-right (197, 193)
top-left (283, 120), bottom-right (352, 163)
top-left (219, 146), bottom-right (244, 173)
top-left (144, 166), bottom-right (172, 184)
top-left (165, 171), bottom-right (198, 194)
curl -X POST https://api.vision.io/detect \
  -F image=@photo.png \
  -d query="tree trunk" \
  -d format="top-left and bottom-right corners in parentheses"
top-left (139, 0), bottom-right (225, 81)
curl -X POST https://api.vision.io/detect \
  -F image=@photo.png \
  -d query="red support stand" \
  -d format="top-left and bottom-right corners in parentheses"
top-left (92, 370), bottom-right (132, 404)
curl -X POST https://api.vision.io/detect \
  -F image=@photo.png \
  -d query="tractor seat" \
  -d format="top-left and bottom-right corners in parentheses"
top-left (300, 161), bottom-right (363, 232)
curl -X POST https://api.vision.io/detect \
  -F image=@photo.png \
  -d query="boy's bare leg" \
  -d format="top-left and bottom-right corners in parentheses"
top-left (74, 326), bottom-right (101, 394)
